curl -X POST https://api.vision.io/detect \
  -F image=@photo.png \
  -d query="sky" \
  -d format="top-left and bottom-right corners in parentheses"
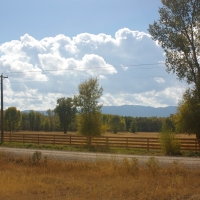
top-left (0, 0), bottom-right (188, 111)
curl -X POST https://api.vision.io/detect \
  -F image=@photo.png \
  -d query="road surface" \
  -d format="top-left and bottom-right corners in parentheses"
top-left (0, 147), bottom-right (200, 168)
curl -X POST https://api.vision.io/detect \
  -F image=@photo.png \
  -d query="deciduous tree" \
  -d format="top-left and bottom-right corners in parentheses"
top-left (148, 0), bottom-right (200, 99)
top-left (109, 115), bottom-right (126, 134)
top-left (173, 88), bottom-right (200, 138)
top-left (130, 118), bottom-right (136, 133)
top-left (54, 97), bottom-right (76, 134)
top-left (74, 77), bottom-right (103, 137)
top-left (4, 107), bottom-right (21, 133)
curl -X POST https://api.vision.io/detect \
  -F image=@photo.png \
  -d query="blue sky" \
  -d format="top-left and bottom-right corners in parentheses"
top-left (1, 0), bottom-right (162, 43)
top-left (0, 0), bottom-right (187, 110)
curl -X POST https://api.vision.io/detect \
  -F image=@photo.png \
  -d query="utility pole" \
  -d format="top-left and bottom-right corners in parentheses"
top-left (1, 74), bottom-right (8, 144)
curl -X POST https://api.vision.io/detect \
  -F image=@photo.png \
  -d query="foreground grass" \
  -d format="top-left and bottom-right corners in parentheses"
top-left (0, 152), bottom-right (200, 200)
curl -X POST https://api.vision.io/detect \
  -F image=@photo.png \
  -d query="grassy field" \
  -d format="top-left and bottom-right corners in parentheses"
top-left (7, 130), bottom-right (196, 138)
top-left (0, 152), bottom-right (200, 200)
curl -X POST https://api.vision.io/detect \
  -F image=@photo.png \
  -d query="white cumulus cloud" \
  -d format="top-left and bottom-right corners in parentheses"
top-left (0, 28), bottom-right (186, 110)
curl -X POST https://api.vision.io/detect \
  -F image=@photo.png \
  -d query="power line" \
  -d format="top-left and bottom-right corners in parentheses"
top-left (6, 75), bottom-right (177, 84)
top-left (3, 63), bottom-right (166, 75)
top-left (2, 62), bottom-right (173, 84)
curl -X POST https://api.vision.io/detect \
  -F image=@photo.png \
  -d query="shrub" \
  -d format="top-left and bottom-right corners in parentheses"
top-left (146, 157), bottom-right (159, 175)
top-left (159, 129), bottom-right (181, 155)
top-left (122, 157), bottom-right (139, 175)
top-left (29, 151), bottom-right (43, 166)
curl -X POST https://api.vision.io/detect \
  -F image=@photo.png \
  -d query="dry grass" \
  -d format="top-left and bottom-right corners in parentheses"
top-left (0, 152), bottom-right (200, 200)
top-left (12, 131), bottom-right (196, 138)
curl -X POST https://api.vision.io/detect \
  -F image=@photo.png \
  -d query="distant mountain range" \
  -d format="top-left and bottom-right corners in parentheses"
top-left (23, 105), bottom-right (177, 118)
top-left (101, 105), bottom-right (177, 117)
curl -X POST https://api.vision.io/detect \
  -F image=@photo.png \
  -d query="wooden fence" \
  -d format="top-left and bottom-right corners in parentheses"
top-left (3, 133), bottom-right (200, 152)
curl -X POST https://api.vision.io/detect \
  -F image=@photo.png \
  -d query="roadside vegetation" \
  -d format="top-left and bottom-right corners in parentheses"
top-left (0, 151), bottom-right (200, 200)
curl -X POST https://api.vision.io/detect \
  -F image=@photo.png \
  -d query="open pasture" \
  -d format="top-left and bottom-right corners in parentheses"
top-left (9, 131), bottom-right (196, 138)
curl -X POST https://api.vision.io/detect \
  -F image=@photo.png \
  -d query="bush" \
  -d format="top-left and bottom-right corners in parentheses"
top-left (122, 157), bottom-right (139, 175)
top-left (29, 151), bottom-right (47, 166)
top-left (145, 157), bottom-right (159, 175)
top-left (29, 151), bottom-right (42, 166)
top-left (159, 129), bottom-right (181, 155)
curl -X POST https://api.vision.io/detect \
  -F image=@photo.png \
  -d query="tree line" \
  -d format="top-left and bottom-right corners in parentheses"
top-left (1, 106), bottom-right (173, 134)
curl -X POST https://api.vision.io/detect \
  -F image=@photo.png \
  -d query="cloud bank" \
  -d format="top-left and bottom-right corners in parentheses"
top-left (0, 28), bottom-right (186, 110)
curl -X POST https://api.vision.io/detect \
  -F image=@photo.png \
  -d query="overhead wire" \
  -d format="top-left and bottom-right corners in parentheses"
top-left (3, 62), bottom-right (166, 75)
top-left (2, 62), bottom-right (177, 84)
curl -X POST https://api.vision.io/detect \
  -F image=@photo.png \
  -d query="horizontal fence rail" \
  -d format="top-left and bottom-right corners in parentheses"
top-left (3, 133), bottom-right (200, 152)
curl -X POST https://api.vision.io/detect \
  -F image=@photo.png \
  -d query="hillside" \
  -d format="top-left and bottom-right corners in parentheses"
top-left (101, 105), bottom-right (177, 117)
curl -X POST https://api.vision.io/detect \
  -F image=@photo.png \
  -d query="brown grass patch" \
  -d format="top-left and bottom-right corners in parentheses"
top-left (0, 152), bottom-right (200, 200)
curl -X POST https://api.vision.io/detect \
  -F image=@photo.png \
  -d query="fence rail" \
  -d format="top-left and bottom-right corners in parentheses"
top-left (3, 133), bottom-right (200, 151)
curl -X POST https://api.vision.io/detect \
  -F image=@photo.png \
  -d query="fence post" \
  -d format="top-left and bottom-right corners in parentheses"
top-left (197, 139), bottom-right (200, 152)
top-left (38, 134), bottom-right (39, 145)
top-left (126, 137), bottom-right (128, 149)
top-left (23, 134), bottom-right (25, 144)
top-left (9, 132), bottom-right (11, 143)
top-left (106, 137), bottom-right (108, 148)
top-left (53, 135), bottom-right (55, 146)
top-left (89, 137), bottom-right (91, 146)
top-left (70, 135), bottom-right (71, 146)
top-left (147, 138), bottom-right (149, 151)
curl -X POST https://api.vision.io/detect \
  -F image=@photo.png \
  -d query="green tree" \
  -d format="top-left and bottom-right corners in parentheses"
top-left (109, 115), bottom-right (126, 134)
top-left (43, 117), bottom-right (50, 132)
top-left (35, 112), bottom-right (42, 131)
top-left (29, 110), bottom-right (35, 131)
top-left (46, 109), bottom-right (54, 131)
top-left (54, 97), bottom-right (76, 134)
top-left (46, 110), bottom-right (60, 131)
top-left (130, 118), bottom-right (136, 133)
top-left (162, 115), bottom-right (175, 132)
top-left (123, 116), bottom-right (134, 132)
top-left (148, 0), bottom-right (200, 99)
top-left (21, 112), bottom-right (29, 130)
top-left (173, 88), bottom-right (200, 138)
top-left (74, 77), bottom-right (103, 137)
top-left (4, 107), bottom-right (21, 133)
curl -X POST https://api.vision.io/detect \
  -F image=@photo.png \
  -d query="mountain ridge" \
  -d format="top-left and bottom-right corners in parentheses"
top-left (101, 105), bottom-right (177, 117)
top-left (22, 105), bottom-right (177, 118)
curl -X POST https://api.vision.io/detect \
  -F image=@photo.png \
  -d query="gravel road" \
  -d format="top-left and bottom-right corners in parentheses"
top-left (0, 147), bottom-right (200, 168)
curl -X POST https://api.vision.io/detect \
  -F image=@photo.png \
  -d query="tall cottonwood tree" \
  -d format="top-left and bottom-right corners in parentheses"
top-left (149, 0), bottom-right (200, 138)
top-left (148, 0), bottom-right (200, 99)
top-left (54, 97), bottom-right (76, 134)
top-left (74, 77), bottom-right (103, 137)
